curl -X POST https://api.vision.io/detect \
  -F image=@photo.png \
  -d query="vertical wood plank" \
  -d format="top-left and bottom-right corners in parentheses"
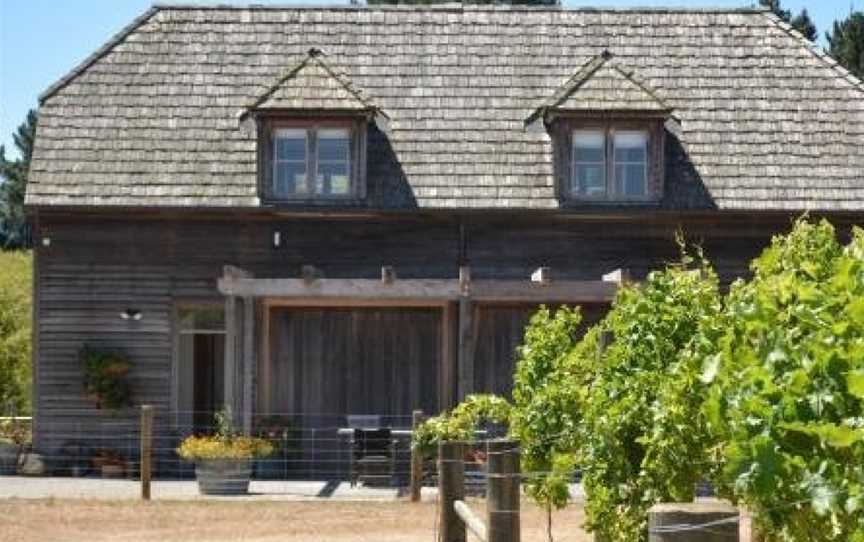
top-left (140, 405), bottom-right (153, 501)
top-left (440, 302), bottom-right (455, 410)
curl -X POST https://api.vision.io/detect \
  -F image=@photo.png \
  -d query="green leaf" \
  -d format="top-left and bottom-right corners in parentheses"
top-left (848, 370), bottom-right (864, 400)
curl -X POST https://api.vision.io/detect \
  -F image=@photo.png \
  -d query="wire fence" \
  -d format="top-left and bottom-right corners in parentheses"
top-left (14, 408), bottom-right (437, 484)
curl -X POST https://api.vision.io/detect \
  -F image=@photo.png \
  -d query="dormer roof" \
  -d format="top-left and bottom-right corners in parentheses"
top-left (531, 51), bottom-right (671, 123)
top-left (241, 48), bottom-right (379, 119)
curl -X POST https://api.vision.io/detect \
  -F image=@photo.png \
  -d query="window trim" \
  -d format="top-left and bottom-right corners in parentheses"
top-left (258, 116), bottom-right (367, 203)
top-left (555, 117), bottom-right (664, 204)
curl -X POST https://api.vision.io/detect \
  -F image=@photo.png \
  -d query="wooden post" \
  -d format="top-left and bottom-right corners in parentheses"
top-left (486, 440), bottom-right (520, 542)
top-left (438, 441), bottom-right (466, 542)
top-left (140, 405), bottom-right (153, 501)
top-left (410, 409), bottom-right (425, 502)
top-left (242, 296), bottom-right (254, 435)
top-left (739, 507), bottom-right (764, 542)
top-left (224, 295), bottom-right (237, 421)
top-left (648, 502), bottom-right (738, 542)
top-left (457, 266), bottom-right (474, 402)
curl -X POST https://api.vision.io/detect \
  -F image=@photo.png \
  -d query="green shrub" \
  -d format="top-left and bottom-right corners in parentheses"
top-left (0, 250), bottom-right (31, 413)
top-left (703, 219), bottom-right (864, 541)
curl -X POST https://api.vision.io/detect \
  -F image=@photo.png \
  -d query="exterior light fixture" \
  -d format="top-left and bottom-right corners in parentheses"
top-left (42, 237), bottom-right (51, 247)
top-left (120, 309), bottom-right (143, 321)
top-left (273, 231), bottom-right (281, 248)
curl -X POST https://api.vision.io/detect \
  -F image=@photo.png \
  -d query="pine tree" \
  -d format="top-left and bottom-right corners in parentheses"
top-left (760, 0), bottom-right (817, 42)
top-left (791, 8), bottom-right (817, 42)
top-left (827, 12), bottom-right (864, 80)
top-left (0, 109), bottom-right (37, 249)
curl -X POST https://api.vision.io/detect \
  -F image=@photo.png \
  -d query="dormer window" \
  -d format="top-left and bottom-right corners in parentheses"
top-left (272, 126), bottom-right (352, 198)
top-left (529, 51), bottom-right (672, 205)
top-left (571, 127), bottom-right (650, 200)
top-left (241, 48), bottom-right (382, 204)
top-left (261, 119), bottom-right (365, 201)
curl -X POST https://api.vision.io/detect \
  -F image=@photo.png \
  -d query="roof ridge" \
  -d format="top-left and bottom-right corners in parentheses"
top-left (152, 2), bottom-right (770, 13)
top-left (39, 6), bottom-right (160, 104)
top-left (760, 11), bottom-right (864, 95)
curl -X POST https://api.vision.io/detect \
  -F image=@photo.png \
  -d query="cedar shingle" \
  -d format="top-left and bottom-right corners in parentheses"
top-left (26, 5), bottom-right (864, 211)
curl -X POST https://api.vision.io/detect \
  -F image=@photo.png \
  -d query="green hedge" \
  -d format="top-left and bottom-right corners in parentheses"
top-left (0, 250), bottom-right (31, 414)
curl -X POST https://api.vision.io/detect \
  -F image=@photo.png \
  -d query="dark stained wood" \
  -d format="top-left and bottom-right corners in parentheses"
top-left (473, 303), bottom-right (608, 398)
top-left (266, 307), bottom-right (441, 416)
top-left (31, 210), bottom-right (829, 459)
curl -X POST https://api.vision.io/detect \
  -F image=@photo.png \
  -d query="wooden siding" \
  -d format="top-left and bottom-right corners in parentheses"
top-left (32, 211), bottom-right (826, 459)
top-left (473, 303), bottom-right (608, 398)
top-left (267, 307), bottom-right (441, 416)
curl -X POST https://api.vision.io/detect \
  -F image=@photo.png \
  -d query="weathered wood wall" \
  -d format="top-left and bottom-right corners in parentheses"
top-left (268, 307), bottom-right (441, 416)
top-left (32, 210), bottom-right (843, 464)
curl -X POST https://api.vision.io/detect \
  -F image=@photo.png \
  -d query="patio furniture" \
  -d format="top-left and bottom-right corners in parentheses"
top-left (345, 416), bottom-right (396, 487)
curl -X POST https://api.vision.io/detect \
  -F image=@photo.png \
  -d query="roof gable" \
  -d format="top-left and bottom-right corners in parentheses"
top-left (535, 51), bottom-right (671, 120)
top-left (242, 48), bottom-right (377, 117)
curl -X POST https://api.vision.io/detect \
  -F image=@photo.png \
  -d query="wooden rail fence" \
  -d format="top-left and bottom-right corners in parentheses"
top-left (437, 440), bottom-right (520, 542)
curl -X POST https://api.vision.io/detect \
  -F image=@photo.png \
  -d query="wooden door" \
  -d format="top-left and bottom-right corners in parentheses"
top-left (267, 307), bottom-right (442, 417)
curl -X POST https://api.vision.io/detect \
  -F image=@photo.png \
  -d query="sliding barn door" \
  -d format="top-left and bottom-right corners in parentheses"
top-left (267, 307), bottom-right (441, 417)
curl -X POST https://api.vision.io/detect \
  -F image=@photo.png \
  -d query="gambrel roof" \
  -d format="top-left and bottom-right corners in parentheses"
top-left (27, 5), bottom-right (864, 211)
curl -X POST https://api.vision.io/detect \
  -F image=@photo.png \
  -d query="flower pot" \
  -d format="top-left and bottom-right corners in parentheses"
top-left (195, 459), bottom-right (252, 495)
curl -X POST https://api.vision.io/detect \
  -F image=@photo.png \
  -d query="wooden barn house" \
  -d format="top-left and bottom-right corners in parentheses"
top-left (25, 4), bottom-right (864, 472)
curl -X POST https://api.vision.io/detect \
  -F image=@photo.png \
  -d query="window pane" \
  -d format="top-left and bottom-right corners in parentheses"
top-left (615, 163), bottom-right (647, 197)
top-left (318, 129), bottom-right (350, 163)
top-left (274, 129), bottom-right (307, 161)
top-left (275, 161), bottom-right (308, 196)
top-left (574, 164), bottom-right (606, 196)
top-left (572, 130), bottom-right (605, 197)
top-left (613, 131), bottom-right (648, 197)
top-left (317, 162), bottom-right (350, 195)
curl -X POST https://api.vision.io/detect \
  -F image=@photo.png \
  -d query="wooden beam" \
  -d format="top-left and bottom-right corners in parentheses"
top-left (440, 301), bottom-right (457, 409)
top-left (457, 295), bottom-right (475, 401)
top-left (471, 280), bottom-right (617, 303)
top-left (454, 500), bottom-right (488, 542)
top-left (224, 295), bottom-right (238, 423)
top-left (242, 296), bottom-right (254, 435)
top-left (219, 278), bottom-right (461, 299)
top-left (221, 277), bottom-right (617, 303)
top-left (602, 268), bottom-right (631, 284)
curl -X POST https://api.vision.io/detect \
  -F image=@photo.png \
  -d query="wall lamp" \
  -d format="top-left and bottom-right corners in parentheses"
top-left (120, 309), bottom-right (143, 321)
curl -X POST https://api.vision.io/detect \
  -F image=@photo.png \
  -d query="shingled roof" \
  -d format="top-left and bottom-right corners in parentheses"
top-left (26, 4), bottom-right (864, 211)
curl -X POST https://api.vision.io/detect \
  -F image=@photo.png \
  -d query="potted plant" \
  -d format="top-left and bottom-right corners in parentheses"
top-left (0, 418), bottom-right (28, 475)
top-left (177, 408), bottom-right (274, 495)
top-left (80, 346), bottom-right (132, 409)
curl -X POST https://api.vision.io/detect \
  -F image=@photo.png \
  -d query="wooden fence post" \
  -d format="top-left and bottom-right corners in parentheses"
top-left (410, 409), bottom-right (425, 502)
top-left (739, 507), bottom-right (764, 542)
top-left (439, 441), bottom-right (466, 542)
top-left (140, 405), bottom-right (153, 501)
top-left (486, 440), bottom-right (520, 542)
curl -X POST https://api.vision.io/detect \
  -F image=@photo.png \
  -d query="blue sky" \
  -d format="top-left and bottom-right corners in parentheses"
top-left (0, 0), bottom-right (858, 158)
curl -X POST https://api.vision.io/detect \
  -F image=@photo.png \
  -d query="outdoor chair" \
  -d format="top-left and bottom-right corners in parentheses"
top-left (346, 416), bottom-right (395, 487)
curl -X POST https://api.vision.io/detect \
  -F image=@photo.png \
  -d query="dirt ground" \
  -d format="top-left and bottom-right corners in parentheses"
top-left (0, 498), bottom-right (592, 542)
